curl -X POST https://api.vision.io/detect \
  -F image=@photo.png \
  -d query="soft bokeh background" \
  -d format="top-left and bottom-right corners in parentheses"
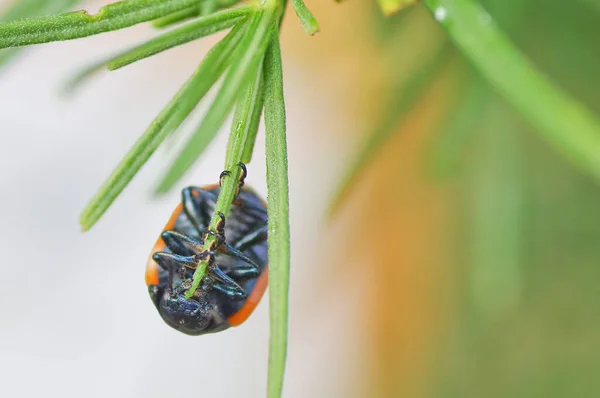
top-left (1, 0), bottom-right (599, 397)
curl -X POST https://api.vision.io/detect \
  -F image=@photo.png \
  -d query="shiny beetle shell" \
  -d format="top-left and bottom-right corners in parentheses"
top-left (145, 185), bottom-right (268, 335)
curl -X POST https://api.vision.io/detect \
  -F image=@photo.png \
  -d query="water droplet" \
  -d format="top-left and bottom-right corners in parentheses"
top-left (434, 7), bottom-right (448, 22)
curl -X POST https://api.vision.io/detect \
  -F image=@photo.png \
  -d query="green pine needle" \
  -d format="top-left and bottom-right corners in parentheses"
top-left (65, 4), bottom-right (252, 91)
top-left (151, 4), bottom-right (203, 28)
top-left (0, 0), bottom-right (203, 48)
top-left (156, 7), bottom-right (276, 192)
top-left (152, 0), bottom-right (243, 28)
top-left (262, 33), bottom-right (291, 398)
top-left (80, 21), bottom-right (247, 231)
top-left (0, 0), bottom-right (81, 68)
top-left (291, 0), bottom-right (319, 35)
top-left (240, 77), bottom-right (265, 164)
top-left (109, 4), bottom-right (252, 70)
top-left (1, 0), bottom-right (80, 20)
top-left (226, 65), bottom-right (264, 166)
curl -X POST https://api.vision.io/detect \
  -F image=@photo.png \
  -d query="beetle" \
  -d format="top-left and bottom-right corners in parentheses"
top-left (145, 166), bottom-right (268, 335)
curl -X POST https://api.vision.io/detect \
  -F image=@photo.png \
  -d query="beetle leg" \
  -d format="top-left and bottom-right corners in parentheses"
top-left (214, 211), bottom-right (226, 245)
top-left (222, 262), bottom-right (261, 279)
top-left (233, 225), bottom-right (269, 252)
top-left (202, 211), bottom-right (226, 253)
top-left (219, 171), bottom-right (230, 185)
top-left (192, 250), bottom-right (214, 264)
top-left (220, 162), bottom-right (247, 198)
top-left (161, 230), bottom-right (203, 256)
top-left (232, 199), bottom-right (268, 217)
top-left (209, 204), bottom-right (266, 254)
top-left (218, 243), bottom-right (260, 275)
top-left (237, 162), bottom-right (248, 193)
top-left (212, 282), bottom-right (248, 300)
top-left (231, 191), bottom-right (268, 219)
top-left (204, 214), bottom-right (260, 278)
top-left (181, 187), bottom-right (217, 235)
top-left (208, 266), bottom-right (247, 299)
top-left (152, 252), bottom-right (197, 273)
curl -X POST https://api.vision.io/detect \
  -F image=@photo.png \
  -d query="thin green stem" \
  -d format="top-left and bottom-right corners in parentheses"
top-left (183, 48), bottom-right (268, 300)
top-left (225, 63), bottom-right (264, 165)
top-left (291, 0), bottom-right (319, 35)
top-left (240, 77), bottom-right (265, 163)
top-left (262, 32), bottom-right (290, 398)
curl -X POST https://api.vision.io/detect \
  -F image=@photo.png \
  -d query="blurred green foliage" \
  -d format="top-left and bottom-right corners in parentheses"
top-left (370, 0), bottom-right (600, 396)
top-left (364, 0), bottom-right (600, 396)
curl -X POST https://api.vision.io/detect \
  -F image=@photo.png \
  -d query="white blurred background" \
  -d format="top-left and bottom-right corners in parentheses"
top-left (0, 1), bottom-right (364, 396)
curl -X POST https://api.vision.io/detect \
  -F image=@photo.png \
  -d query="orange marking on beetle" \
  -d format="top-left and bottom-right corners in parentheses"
top-left (227, 265), bottom-right (269, 326)
top-left (145, 259), bottom-right (160, 285)
top-left (145, 201), bottom-right (183, 286)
